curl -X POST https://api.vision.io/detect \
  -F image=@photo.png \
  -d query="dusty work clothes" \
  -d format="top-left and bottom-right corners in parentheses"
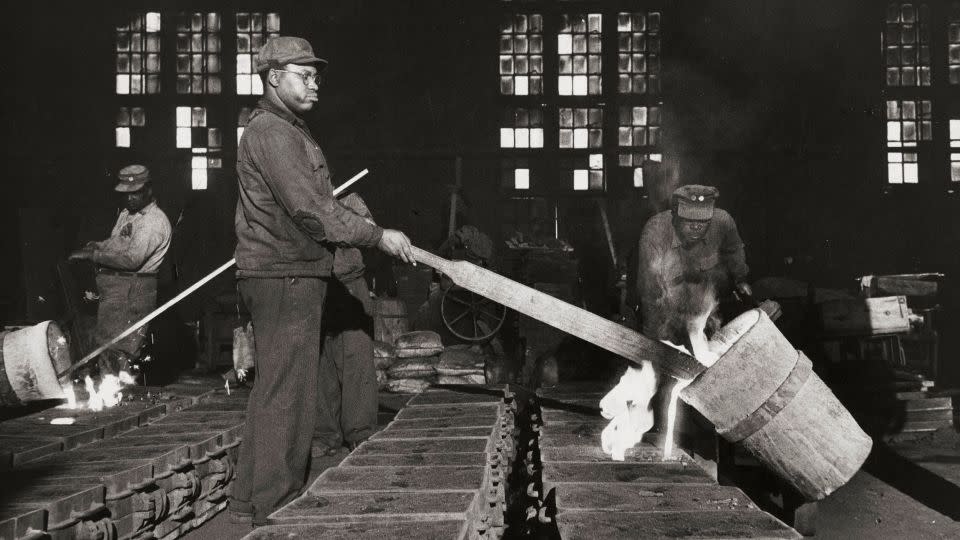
top-left (315, 273), bottom-right (378, 448)
top-left (635, 208), bottom-right (748, 344)
top-left (90, 201), bottom-right (171, 370)
top-left (232, 98), bottom-right (385, 520)
top-left (234, 97), bottom-right (383, 279)
top-left (231, 277), bottom-right (328, 519)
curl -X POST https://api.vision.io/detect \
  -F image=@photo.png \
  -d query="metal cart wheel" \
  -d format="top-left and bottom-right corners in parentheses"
top-left (441, 284), bottom-right (507, 342)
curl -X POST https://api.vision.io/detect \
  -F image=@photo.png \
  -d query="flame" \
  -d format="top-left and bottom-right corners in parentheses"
top-left (599, 283), bottom-right (721, 462)
top-left (61, 371), bottom-right (136, 411)
top-left (599, 361), bottom-right (657, 461)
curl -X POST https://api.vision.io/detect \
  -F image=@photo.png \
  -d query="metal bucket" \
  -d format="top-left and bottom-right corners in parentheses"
top-left (681, 309), bottom-right (873, 501)
top-left (0, 321), bottom-right (71, 406)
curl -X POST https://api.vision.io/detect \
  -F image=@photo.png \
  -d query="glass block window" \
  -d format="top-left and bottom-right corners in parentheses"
top-left (116, 12), bottom-right (161, 95)
top-left (952, 119), bottom-right (960, 181)
top-left (617, 11), bottom-right (661, 94)
top-left (883, 3), bottom-right (931, 87)
top-left (499, 13), bottom-right (544, 95)
top-left (558, 13), bottom-right (602, 96)
top-left (237, 12), bottom-right (280, 95)
top-left (950, 4), bottom-right (960, 84)
top-left (624, 153), bottom-right (662, 188)
top-left (885, 99), bottom-right (932, 147)
top-left (176, 13), bottom-right (222, 94)
top-left (237, 107), bottom-right (252, 145)
top-left (501, 158), bottom-right (533, 190)
top-left (500, 108), bottom-right (544, 148)
top-left (887, 152), bottom-right (919, 183)
top-left (617, 105), bottom-right (661, 149)
top-left (566, 154), bottom-right (604, 191)
top-left (559, 107), bottom-right (602, 149)
top-left (115, 107), bottom-right (146, 148)
top-left (176, 106), bottom-right (221, 190)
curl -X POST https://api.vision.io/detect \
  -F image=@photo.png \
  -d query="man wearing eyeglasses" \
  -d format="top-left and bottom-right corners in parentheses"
top-left (231, 36), bottom-right (416, 526)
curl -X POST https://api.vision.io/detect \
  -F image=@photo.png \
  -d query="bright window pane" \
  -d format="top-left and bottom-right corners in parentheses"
top-left (237, 127), bottom-right (245, 143)
top-left (573, 128), bottom-right (588, 148)
top-left (650, 154), bottom-right (662, 162)
top-left (572, 75), bottom-right (588, 95)
top-left (514, 168), bottom-right (530, 190)
top-left (500, 128), bottom-right (514, 148)
top-left (191, 156), bottom-right (207, 169)
top-left (530, 128), bottom-right (544, 148)
top-left (904, 162), bottom-right (918, 183)
top-left (176, 127), bottom-right (192, 148)
top-left (589, 153), bottom-right (603, 169)
top-left (951, 119), bottom-right (960, 142)
top-left (515, 128), bottom-right (530, 148)
top-left (116, 74), bottom-right (130, 94)
top-left (192, 168), bottom-right (208, 190)
top-left (515, 76), bottom-right (529, 96)
top-left (573, 169), bottom-right (588, 190)
top-left (115, 127), bottom-right (130, 148)
top-left (176, 107), bottom-right (191, 127)
top-left (886, 121), bottom-right (901, 142)
top-left (633, 167), bottom-right (644, 187)
top-left (888, 163), bottom-right (903, 183)
top-left (146, 12), bottom-right (161, 32)
top-left (558, 76), bottom-right (572, 96)
top-left (237, 54), bottom-right (251, 74)
top-left (237, 74), bottom-right (250, 95)
top-left (558, 34), bottom-right (572, 55)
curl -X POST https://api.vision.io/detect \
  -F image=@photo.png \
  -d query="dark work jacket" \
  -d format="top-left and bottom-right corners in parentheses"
top-left (234, 98), bottom-right (383, 278)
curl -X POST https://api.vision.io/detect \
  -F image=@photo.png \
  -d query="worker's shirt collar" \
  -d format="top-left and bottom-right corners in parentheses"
top-left (254, 96), bottom-right (307, 130)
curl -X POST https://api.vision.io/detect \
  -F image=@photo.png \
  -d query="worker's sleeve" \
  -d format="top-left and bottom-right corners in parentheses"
top-left (92, 219), bottom-right (165, 271)
top-left (635, 224), bottom-right (667, 309)
top-left (252, 128), bottom-right (383, 248)
top-left (717, 212), bottom-right (749, 283)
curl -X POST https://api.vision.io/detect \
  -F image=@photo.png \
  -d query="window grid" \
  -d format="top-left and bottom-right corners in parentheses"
top-left (950, 4), bottom-right (960, 84)
top-left (884, 2), bottom-right (931, 87)
top-left (558, 13), bottom-right (602, 96)
top-left (500, 108), bottom-right (544, 149)
top-left (951, 119), bottom-right (960, 181)
top-left (176, 106), bottom-right (221, 189)
top-left (116, 12), bottom-right (161, 95)
top-left (115, 107), bottom-right (146, 148)
top-left (559, 107), bottom-right (602, 149)
top-left (237, 12), bottom-right (280, 95)
top-left (500, 14), bottom-right (544, 96)
top-left (617, 11), bottom-right (661, 94)
top-left (886, 99), bottom-right (932, 148)
top-left (563, 154), bottom-right (604, 191)
top-left (887, 152), bottom-right (919, 183)
top-left (176, 12), bottom-right (222, 94)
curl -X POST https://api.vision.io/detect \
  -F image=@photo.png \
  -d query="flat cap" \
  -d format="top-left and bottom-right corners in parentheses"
top-left (673, 184), bottom-right (719, 220)
top-left (254, 36), bottom-right (328, 73)
top-left (115, 164), bottom-right (150, 193)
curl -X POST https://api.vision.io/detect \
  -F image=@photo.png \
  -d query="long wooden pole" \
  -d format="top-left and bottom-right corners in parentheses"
top-left (410, 246), bottom-right (706, 380)
top-left (58, 168), bottom-right (370, 382)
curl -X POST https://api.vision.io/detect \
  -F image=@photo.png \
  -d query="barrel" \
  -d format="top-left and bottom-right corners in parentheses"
top-left (681, 309), bottom-right (872, 501)
top-left (1, 321), bottom-right (71, 406)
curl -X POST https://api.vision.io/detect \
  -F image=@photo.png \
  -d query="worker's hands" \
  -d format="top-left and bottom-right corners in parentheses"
top-left (378, 229), bottom-right (416, 265)
top-left (68, 246), bottom-right (95, 261)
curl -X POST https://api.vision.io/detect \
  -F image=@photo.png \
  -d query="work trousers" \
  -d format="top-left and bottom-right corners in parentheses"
top-left (314, 277), bottom-right (378, 447)
top-left (94, 274), bottom-right (157, 374)
top-left (231, 277), bottom-right (328, 520)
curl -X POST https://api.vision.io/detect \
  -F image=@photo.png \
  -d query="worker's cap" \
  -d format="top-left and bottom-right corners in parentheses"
top-left (672, 184), bottom-right (719, 220)
top-left (115, 164), bottom-right (151, 193)
top-left (254, 36), bottom-right (328, 73)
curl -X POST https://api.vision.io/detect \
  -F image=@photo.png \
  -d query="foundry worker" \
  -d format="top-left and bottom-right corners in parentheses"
top-left (633, 184), bottom-right (750, 348)
top-left (68, 165), bottom-right (171, 376)
top-left (314, 193), bottom-right (379, 455)
top-left (230, 36), bottom-right (415, 526)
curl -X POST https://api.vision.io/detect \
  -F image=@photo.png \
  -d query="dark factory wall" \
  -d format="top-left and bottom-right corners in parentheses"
top-left (2, 1), bottom-right (958, 335)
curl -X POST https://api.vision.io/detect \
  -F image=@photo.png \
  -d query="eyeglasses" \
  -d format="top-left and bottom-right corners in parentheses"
top-left (272, 69), bottom-right (322, 87)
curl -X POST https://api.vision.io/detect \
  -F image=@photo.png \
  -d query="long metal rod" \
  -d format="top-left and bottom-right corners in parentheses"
top-left (58, 168), bottom-right (370, 382)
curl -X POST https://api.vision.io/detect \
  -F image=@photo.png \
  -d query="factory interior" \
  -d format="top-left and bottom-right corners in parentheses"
top-left (2, 1), bottom-right (960, 538)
